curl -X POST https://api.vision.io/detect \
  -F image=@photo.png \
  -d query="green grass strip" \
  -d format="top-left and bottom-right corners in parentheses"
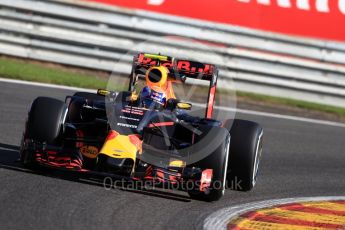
top-left (237, 91), bottom-right (345, 117)
top-left (0, 57), bottom-right (108, 89)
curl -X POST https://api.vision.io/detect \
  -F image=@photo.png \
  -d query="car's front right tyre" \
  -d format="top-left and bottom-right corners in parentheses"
top-left (21, 97), bottom-right (67, 167)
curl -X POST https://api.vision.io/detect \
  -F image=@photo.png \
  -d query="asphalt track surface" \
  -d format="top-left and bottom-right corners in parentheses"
top-left (0, 81), bottom-right (345, 230)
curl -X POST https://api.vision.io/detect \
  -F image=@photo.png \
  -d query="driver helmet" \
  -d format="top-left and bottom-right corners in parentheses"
top-left (140, 66), bottom-right (175, 108)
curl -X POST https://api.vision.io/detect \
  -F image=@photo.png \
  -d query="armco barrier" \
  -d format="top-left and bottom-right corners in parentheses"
top-left (0, 0), bottom-right (345, 107)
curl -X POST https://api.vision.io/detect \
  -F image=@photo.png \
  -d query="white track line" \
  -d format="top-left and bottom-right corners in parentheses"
top-left (203, 196), bottom-right (345, 230)
top-left (193, 102), bottom-right (345, 128)
top-left (1, 78), bottom-right (345, 128)
top-left (224, 106), bottom-right (345, 128)
top-left (0, 78), bottom-right (95, 93)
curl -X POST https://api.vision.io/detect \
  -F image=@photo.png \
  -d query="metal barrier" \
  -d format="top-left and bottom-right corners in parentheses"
top-left (0, 0), bottom-right (345, 107)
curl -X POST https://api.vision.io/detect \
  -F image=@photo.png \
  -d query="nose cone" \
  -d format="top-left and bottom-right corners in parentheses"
top-left (100, 134), bottom-right (139, 161)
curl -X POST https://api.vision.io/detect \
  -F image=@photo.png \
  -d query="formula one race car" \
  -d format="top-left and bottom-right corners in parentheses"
top-left (20, 53), bottom-right (263, 201)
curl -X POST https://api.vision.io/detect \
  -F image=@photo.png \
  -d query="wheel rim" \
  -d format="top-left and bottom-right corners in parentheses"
top-left (252, 131), bottom-right (263, 187)
top-left (222, 135), bottom-right (230, 195)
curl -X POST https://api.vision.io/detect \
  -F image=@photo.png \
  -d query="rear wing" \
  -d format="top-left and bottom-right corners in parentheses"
top-left (129, 53), bottom-right (219, 119)
top-left (132, 53), bottom-right (218, 85)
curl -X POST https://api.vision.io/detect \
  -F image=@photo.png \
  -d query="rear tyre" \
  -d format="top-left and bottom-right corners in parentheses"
top-left (73, 92), bottom-right (104, 102)
top-left (21, 97), bottom-right (67, 167)
top-left (187, 127), bottom-right (230, 201)
top-left (69, 92), bottom-right (107, 122)
top-left (115, 91), bottom-right (133, 104)
top-left (224, 119), bottom-right (263, 191)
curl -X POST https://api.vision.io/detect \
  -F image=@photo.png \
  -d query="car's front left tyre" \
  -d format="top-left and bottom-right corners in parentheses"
top-left (224, 119), bottom-right (263, 191)
top-left (187, 127), bottom-right (230, 201)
